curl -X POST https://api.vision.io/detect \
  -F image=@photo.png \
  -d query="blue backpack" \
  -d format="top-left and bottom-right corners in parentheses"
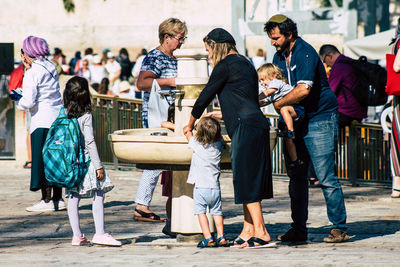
top-left (42, 108), bottom-right (90, 188)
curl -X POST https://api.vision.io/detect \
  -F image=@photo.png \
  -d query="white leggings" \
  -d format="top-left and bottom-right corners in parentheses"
top-left (68, 190), bottom-right (105, 237)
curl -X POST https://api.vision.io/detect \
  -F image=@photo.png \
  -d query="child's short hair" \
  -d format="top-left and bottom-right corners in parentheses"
top-left (257, 63), bottom-right (288, 84)
top-left (63, 76), bottom-right (92, 118)
top-left (195, 117), bottom-right (222, 145)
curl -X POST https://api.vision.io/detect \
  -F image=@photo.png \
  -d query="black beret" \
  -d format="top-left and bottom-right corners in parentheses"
top-left (207, 28), bottom-right (236, 45)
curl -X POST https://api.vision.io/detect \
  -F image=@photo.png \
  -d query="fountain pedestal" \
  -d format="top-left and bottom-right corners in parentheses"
top-left (171, 171), bottom-right (214, 234)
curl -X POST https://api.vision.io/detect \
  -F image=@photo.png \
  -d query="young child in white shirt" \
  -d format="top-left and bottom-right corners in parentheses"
top-left (258, 63), bottom-right (305, 167)
top-left (184, 117), bottom-right (228, 248)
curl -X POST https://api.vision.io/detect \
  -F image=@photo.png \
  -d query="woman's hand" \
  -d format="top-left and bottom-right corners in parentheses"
top-left (96, 168), bottom-right (105, 180)
top-left (183, 125), bottom-right (193, 135)
top-left (183, 125), bottom-right (193, 141)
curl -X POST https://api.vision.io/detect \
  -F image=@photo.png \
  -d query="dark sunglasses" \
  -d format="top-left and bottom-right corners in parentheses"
top-left (21, 48), bottom-right (24, 55)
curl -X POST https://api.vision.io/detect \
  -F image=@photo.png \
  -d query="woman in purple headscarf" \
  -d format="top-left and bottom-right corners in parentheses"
top-left (16, 36), bottom-right (65, 212)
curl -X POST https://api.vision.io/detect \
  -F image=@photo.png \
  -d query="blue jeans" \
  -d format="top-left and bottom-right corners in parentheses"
top-left (286, 112), bottom-right (347, 233)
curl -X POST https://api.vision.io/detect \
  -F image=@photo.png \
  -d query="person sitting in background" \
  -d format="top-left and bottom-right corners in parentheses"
top-left (76, 59), bottom-right (91, 82)
top-left (252, 48), bottom-right (266, 70)
top-left (117, 48), bottom-right (132, 81)
top-left (68, 51), bottom-right (81, 75)
top-left (101, 48), bottom-right (110, 65)
top-left (74, 48), bottom-right (93, 74)
top-left (105, 52), bottom-right (121, 95)
top-left (97, 78), bottom-right (114, 96)
top-left (90, 54), bottom-right (108, 85)
top-left (118, 81), bottom-right (133, 98)
top-left (132, 48), bottom-right (148, 79)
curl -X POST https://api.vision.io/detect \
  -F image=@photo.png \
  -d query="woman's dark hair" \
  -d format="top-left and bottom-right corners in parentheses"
top-left (195, 117), bottom-right (221, 146)
top-left (119, 48), bottom-right (129, 58)
top-left (264, 17), bottom-right (298, 39)
top-left (98, 77), bottom-right (110, 94)
top-left (63, 76), bottom-right (92, 119)
top-left (84, 47), bottom-right (93, 55)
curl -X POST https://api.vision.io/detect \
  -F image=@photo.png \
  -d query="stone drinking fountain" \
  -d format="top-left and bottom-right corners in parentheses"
top-left (108, 48), bottom-right (277, 237)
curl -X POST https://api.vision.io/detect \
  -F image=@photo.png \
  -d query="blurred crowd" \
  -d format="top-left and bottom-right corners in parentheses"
top-left (45, 46), bottom-right (148, 99)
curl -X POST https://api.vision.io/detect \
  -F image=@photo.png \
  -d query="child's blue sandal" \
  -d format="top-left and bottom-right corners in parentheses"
top-left (215, 235), bottom-right (230, 247)
top-left (197, 237), bottom-right (215, 248)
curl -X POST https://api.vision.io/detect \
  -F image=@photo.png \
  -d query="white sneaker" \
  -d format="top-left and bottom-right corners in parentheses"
top-left (54, 198), bottom-right (66, 211)
top-left (92, 233), bottom-right (122, 246)
top-left (26, 200), bottom-right (55, 212)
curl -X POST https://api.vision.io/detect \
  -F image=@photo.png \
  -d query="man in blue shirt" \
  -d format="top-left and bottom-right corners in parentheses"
top-left (264, 14), bottom-right (349, 243)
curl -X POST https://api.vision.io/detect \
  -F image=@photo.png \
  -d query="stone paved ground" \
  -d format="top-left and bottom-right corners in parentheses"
top-left (0, 167), bottom-right (399, 266)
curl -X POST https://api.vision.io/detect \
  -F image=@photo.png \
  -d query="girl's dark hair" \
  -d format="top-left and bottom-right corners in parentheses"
top-left (264, 17), bottom-right (298, 39)
top-left (195, 117), bottom-right (221, 146)
top-left (63, 76), bottom-right (92, 119)
top-left (167, 104), bottom-right (175, 123)
top-left (98, 77), bottom-right (110, 94)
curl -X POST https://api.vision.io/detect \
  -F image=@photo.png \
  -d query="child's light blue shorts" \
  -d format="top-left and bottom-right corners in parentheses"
top-left (193, 187), bottom-right (222, 215)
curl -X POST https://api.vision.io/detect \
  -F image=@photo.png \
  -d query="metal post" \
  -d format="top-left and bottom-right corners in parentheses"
top-left (348, 123), bottom-right (358, 186)
top-left (112, 96), bottom-right (119, 170)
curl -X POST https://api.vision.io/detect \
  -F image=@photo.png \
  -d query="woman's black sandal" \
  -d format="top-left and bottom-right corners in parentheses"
top-left (23, 161), bottom-right (32, 169)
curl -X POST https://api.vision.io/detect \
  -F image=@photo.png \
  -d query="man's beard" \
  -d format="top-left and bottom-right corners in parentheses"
top-left (276, 38), bottom-right (290, 54)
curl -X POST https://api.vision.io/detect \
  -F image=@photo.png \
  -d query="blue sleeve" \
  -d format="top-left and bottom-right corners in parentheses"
top-left (141, 53), bottom-right (161, 77)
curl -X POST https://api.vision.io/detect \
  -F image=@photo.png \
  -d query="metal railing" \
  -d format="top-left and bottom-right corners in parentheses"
top-left (92, 94), bottom-right (392, 186)
top-left (92, 95), bottom-right (142, 164)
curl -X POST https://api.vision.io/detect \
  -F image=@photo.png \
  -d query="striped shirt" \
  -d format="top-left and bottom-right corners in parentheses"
top-left (140, 48), bottom-right (176, 128)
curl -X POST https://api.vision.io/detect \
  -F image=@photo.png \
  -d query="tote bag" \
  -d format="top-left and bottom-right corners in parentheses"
top-left (385, 53), bottom-right (400, 96)
top-left (147, 79), bottom-right (170, 128)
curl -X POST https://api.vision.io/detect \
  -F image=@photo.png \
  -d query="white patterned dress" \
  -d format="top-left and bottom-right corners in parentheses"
top-left (66, 112), bottom-right (113, 198)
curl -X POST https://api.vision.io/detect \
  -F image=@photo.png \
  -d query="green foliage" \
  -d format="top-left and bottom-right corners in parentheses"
top-left (320, 0), bottom-right (343, 7)
top-left (63, 0), bottom-right (75, 13)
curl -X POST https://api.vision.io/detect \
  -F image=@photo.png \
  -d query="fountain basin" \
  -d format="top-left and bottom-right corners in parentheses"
top-left (108, 128), bottom-right (277, 170)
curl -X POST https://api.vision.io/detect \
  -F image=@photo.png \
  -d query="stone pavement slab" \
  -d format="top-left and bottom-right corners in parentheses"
top-left (0, 167), bottom-right (399, 266)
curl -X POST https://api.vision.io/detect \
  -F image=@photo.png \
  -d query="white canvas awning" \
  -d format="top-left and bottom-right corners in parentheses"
top-left (343, 28), bottom-right (395, 61)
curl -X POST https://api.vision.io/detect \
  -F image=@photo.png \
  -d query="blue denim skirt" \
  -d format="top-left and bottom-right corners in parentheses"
top-left (230, 122), bottom-right (273, 204)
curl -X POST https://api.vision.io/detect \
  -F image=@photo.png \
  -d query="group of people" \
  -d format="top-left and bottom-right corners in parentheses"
top-left (53, 46), bottom-right (148, 99)
top-left (12, 13), bottom-right (400, 249)
top-left (132, 15), bottom-right (349, 248)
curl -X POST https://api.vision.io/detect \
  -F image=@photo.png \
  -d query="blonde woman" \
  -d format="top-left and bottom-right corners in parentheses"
top-left (134, 18), bottom-right (187, 231)
top-left (184, 28), bottom-right (274, 248)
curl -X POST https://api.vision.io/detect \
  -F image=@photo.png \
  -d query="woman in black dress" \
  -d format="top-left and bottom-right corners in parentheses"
top-left (184, 28), bottom-right (274, 248)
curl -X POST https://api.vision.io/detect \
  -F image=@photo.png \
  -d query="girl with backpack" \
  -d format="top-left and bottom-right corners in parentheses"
top-left (63, 76), bottom-right (120, 246)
